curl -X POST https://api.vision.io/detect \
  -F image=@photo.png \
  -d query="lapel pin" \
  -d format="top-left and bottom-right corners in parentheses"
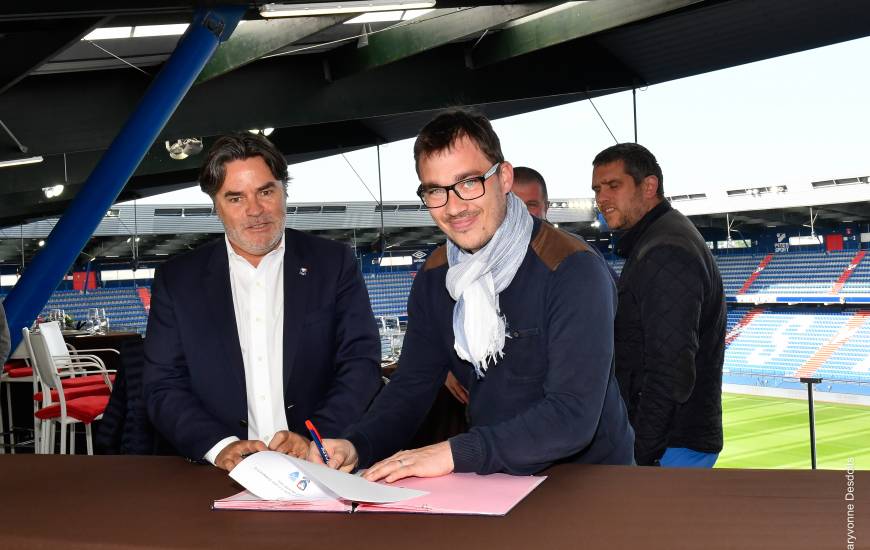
top-left (299, 267), bottom-right (308, 276)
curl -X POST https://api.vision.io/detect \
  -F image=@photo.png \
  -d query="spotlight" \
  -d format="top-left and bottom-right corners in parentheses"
top-left (165, 138), bottom-right (203, 160)
top-left (42, 184), bottom-right (64, 198)
top-left (38, 240), bottom-right (45, 247)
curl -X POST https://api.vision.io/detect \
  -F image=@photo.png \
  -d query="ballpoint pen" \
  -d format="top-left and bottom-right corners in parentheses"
top-left (305, 419), bottom-right (331, 464)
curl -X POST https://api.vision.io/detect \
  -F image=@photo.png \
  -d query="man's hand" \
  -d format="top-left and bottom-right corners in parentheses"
top-left (444, 371), bottom-right (469, 404)
top-left (308, 438), bottom-right (359, 473)
top-left (215, 439), bottom-right (267, 472)
top-left (363, 441), bottom-right (454, 483)
top-left (268, 430), bottom-right (309, 458)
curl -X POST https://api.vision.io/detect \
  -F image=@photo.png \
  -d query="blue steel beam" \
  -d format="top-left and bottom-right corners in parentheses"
top-left (3, 6), bottom-right (244, 355)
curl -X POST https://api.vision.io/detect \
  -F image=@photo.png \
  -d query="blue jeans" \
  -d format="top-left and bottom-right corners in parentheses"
top-left (660, 447), bottom-right (719, 468)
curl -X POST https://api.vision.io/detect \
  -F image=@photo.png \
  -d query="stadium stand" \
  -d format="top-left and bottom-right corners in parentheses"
top-left (364, 271), bottom-right (415, 318)
top-left (840, 251), bottom-right (870, 294)
top-left (724, 306), bottom-right (870, 395)
top-left (0, 287), bottom-right (150, 335)
top-left (747, 250), bottom-right (854, 295)
top-left (717, 253), bottom-right (769, 296)
top-left (3, 247), bottom-right (869, 397)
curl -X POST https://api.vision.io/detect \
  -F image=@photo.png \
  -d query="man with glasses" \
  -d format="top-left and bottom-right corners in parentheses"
top-left (143, 133), bottom-right (381, 471)
top-left (441, 162), bottom-right (546, 405)
top-left (311, 109), bottom-right (634, 480)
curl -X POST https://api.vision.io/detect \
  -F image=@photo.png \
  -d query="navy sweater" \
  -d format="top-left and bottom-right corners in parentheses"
top-left (347, 220), bottom-right (634, 474)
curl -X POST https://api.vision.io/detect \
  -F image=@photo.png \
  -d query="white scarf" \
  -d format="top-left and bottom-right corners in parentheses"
top-left (446, 192), bottom-right (533, 377)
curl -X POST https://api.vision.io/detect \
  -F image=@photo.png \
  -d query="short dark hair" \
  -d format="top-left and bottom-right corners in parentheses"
top-left (413, 108), bottom-right (504, 176)
top-left (592, 143), bottom-right (664, 198)
top-left (199, 133), bottom-right (289, 198)
top-left (512, 166), bottom-right (548, 202)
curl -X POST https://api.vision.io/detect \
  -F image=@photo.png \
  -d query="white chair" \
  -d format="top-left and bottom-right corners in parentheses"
top-left (0, 341), bottom-right (36, 454)
top-left (39, 321), bottom-right (119, 384)
top-left (24, 323), bottom-right (113, 455)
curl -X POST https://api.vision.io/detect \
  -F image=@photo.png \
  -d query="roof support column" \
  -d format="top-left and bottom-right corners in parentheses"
top-left (2, 5), bottom-right (244, 355)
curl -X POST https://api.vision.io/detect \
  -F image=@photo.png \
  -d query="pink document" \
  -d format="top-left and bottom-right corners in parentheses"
top-left (356, 473), bottom-right (546, 515)
top-left (214, 472), bottom-right (546, 516)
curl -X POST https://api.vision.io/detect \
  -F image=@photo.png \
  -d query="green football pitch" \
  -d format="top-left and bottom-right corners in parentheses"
top-left (716, 392), bottom-right (870, 470)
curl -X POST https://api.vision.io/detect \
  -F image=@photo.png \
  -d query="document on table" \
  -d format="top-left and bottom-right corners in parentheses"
top-left (214, 451), bottom-right (546, 515)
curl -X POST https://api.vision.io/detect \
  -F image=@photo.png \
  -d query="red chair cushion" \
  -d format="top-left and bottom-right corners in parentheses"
top-left (4, 360), bottom-right (32, 377)
top-left (35, 395), bottom-right (109, 424)
top-left (61, 374), bottom-right (116, 389)
top-left (34, 384), bottom-right (111, 402)
top-left (4, 360), bottom-right (28, 372)
top-left (4, 366), bottom-right (33, 378)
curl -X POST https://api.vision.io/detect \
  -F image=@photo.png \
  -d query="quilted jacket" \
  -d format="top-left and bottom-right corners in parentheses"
top-left (614, 201), bottom-right (726, 465)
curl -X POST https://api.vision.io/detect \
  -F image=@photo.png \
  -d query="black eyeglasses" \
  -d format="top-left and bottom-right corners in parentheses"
top-left (416, 163), bottom-right (501, 208)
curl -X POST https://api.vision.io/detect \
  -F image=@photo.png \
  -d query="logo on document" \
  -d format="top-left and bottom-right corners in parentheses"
top-left (288, 471), bottom-right (310, 492)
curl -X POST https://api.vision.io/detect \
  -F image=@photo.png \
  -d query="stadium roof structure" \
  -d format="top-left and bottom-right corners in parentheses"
top-left (1, 193), bottom-right (868, 267)
top-left (1, 0), bottom-right (870, 230)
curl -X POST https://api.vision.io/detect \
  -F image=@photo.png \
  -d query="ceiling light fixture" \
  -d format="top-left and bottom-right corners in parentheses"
top-left (43, 153), bottom-right (69, 199)
top-left (343, 8), bottom-right (434, 23)
top-left (83, 26), bottom-right (133, 40)
top-left (165, 138), bottom-right (203, 160)
top-left (132, 24), bottom-right (190, 38)
top-left (0, 156), bottom-right (44, 169)
top-left (260, 1), bottom-right (435, 18)
top-left (83, 24), bottom-right (191, 41)
top-left (43, 184), bottom-right (64, 199)
top-left (248, 128), bottom-right (275, 136)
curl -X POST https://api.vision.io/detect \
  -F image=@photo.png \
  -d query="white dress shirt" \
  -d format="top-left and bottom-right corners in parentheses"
top-left (204, 234), bottom-right (287, 464)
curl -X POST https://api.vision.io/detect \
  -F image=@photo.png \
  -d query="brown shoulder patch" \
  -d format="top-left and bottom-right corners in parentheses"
top-left (423, 245), bottom-right (448, 271)
top-left (531, 222), bottom-right (591, 271)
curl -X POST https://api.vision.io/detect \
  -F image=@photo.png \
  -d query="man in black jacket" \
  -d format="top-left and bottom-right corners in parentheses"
top-left (591, 143), bottom-right (726, 467)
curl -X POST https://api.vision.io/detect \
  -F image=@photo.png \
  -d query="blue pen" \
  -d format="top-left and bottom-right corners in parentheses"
top-left (305, 419), bottom-right (331, 464)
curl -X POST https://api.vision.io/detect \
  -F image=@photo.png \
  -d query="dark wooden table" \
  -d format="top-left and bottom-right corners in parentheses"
top-left (0, 455), bottom-right (863, 549)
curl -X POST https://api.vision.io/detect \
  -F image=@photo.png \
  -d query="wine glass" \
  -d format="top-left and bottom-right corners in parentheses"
top-left (86, 308), bottom-right (100, 333)
top-left (97, 308), bottom-right (109, 334)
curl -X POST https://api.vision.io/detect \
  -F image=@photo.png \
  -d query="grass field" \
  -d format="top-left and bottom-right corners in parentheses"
top-left (716, 392), bottom-right (870, 470)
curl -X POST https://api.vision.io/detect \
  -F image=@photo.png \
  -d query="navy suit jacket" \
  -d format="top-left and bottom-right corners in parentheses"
top-left (142, 230), bottom-right (382, 460)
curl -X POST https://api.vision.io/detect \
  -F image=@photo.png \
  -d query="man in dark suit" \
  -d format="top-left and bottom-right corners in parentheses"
top-left (143, 133), bottom-right (381, 471)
